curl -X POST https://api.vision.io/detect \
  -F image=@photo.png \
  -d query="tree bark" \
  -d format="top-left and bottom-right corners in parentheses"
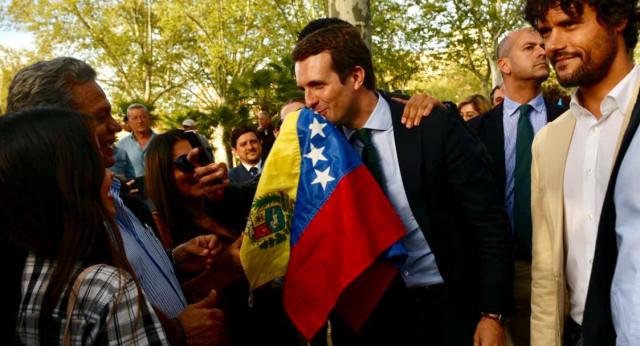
top-left (328, 0), bottom-right (371, 50)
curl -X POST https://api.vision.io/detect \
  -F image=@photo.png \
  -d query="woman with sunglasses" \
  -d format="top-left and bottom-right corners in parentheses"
top-left (145, 130), bottom-right (240, 250)
top-left (0, 108), bottom-right (168, 345)
top-left (145, 130), bottom-right (244, 331)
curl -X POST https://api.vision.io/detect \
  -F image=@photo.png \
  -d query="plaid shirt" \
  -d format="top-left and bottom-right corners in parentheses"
top-left (18, 254), bottom-right (169, 345)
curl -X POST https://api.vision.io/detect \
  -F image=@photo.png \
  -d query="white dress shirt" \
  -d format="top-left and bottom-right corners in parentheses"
top-left (564, 65), bottom-right (640, 324)
top-left (241, 159), bottom-right (263, 175)
top-left (611, 92), bottom-right (640, 345)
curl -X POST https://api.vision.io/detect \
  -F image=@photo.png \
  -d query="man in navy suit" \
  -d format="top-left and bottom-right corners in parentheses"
top-left (467, 28), bottom-right (566, 345)
top-left (293, 23), bottom-right (514, 346)
top-left (228, 127), bottom-right (263, 184)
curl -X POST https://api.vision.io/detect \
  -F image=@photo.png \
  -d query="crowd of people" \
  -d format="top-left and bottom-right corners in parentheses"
top-left (1, 0), bottom-right (639, 345)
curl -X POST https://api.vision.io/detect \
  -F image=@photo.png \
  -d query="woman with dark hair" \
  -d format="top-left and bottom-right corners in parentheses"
top-left (146, 130), bottom-right (300, 345)
top-left (0, 108), bottom-right (167, 345)
top-left (145, 129), bottom-right (238, 249)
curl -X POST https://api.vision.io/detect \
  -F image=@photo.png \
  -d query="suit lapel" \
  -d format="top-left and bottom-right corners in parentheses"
top-left (387, 99), bottom-right (423, 208)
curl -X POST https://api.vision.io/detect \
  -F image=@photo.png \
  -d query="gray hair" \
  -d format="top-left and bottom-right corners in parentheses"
top-left (126, 103), bottom-right (149, 116)
top-left (6, 57), bottom-right (97, 113)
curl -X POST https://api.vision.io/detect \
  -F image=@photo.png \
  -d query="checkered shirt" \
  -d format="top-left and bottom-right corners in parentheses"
top-left (17, 254), bottom-right (169, 345)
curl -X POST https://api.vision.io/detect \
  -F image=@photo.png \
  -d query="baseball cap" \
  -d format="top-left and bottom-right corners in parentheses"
top-left (182, 119), bottom-right (196, 127)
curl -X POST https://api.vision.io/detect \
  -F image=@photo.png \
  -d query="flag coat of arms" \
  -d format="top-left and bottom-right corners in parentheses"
top-left (240, 107), bottom-right (406, 339)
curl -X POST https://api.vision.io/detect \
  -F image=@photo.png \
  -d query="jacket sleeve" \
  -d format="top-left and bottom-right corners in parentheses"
top-left (438, 110), bottom-right (515, 314)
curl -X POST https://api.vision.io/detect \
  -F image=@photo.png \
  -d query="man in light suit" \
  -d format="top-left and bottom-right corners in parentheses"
top-left (228, 127), bottom-right (263, 184)
top-left (522, 0), bottom-right (640, 345)
top-left (468, 28), bottom-right (566, 346)
top-left (293, 23), bottom-right (514, 346)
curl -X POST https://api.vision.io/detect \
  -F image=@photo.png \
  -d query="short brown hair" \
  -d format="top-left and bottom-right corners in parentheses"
top-left (292, 24), bottom-right (376, 90)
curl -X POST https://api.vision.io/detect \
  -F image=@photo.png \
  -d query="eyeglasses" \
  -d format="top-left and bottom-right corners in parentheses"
top-left (172, 154), bottom-right (195, 173)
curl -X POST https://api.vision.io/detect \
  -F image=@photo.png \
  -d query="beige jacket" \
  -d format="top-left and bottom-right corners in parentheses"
top-left (530, 88), bottom-right (636, 346)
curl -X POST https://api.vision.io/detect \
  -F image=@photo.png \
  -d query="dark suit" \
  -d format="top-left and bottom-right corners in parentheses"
top-left (584, 90), bottom-right (640, 346)
top-left (258, 125), bottom-right (276, 160)
top-left (333, 96), bottom-right (514, 345)
top-left (467, 99), bottom-right (566, 199)
top-left (228, 162), bottom-right (262, 184)
top-left (467, 98), bottom-right (565, 346)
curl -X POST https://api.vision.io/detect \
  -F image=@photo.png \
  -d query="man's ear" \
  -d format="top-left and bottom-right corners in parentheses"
top-left (351, 66), bottom-right (366, 90)
top-left (498, 58), bottom-right (511, 75)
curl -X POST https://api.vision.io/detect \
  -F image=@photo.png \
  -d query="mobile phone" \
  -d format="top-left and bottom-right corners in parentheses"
top-left (184, 130), bottom-right (213, 166)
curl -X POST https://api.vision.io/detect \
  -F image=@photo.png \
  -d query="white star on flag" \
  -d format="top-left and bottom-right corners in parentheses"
top-left (311, 167), bottom-right (335, 190)
top-left (309, 117), bottom-right (327, 139)
top-left (304, 144), bottom-right (328, 166)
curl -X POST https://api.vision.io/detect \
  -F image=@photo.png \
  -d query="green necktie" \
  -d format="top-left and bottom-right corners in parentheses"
top-left (354, 128), bottom-right (384, 188)
top-left (513, 104), bottom-right (534, 250)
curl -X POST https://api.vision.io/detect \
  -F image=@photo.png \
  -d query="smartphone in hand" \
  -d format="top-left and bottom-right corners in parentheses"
top-left (184, 130), bottom-right (213, 165)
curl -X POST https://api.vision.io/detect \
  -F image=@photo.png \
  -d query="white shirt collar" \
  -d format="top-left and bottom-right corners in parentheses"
top-left (503, 92), bottom-right (545, 117)
top-left (343, 93), bottom-right (392, 140)
top-left (570, 65), bottom-right (640, 120)
top-left (241, 159), bottom-right (262, 172)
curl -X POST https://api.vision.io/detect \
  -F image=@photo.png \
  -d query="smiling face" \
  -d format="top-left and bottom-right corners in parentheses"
top-left (295, 51), bottom-right (359, 128)
top-left (172, 139), bottom-right (205, 199)
top-left (233, 131), bottom-right (262, 165)
top-left (537, 5), bottom-right (618, 87)
top-left (71, 81), bottom-right (121, 167)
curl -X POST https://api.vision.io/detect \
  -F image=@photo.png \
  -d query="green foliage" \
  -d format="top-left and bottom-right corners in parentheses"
top-left (410, 0), bottom-right (524, 94)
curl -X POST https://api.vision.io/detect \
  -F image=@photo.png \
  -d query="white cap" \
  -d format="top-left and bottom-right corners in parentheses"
top-left (182, 119), bottom-right (196, 127)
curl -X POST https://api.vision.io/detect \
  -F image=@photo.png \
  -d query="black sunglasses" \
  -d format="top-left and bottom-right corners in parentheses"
top-left (173, 154), bottom-right (195, 173)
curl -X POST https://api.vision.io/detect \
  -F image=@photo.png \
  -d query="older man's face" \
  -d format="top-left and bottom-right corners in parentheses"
top-left (128, 108), bottom-right (151, 134)
top-left (71, 81), bottom-right (121, 167)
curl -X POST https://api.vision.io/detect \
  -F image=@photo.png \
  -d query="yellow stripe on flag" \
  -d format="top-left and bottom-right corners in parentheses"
top-left (240, 110), bottom-right (302, 290)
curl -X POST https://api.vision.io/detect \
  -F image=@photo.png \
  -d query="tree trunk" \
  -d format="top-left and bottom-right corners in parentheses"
top-left (328, 0), bottom-right (371, 50)
top-left (489, 58), bottom-right (503, 89)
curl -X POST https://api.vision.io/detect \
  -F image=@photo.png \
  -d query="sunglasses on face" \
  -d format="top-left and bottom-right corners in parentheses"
top-left (173, 154), bottom-right (195, 173)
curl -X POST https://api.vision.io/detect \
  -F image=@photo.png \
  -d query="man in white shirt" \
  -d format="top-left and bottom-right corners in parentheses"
top-left (522, 0), bottom-right (640, 345)
top-left (228, 127), bottom-right (263, 183)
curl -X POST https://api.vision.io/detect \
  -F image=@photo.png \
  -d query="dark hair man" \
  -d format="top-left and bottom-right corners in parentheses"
top-left (522, 0), bottom-right (640, 345)
top-left (116, 103), bottom-right (155, 177)
top-left (490, 85), bottom-right (505, 106)
top-left (467, 28), bottom-right (567, 346)
top-left (6, 57), bottom-right (227, 345)
top-left (293, 24), bottom-right (514, 346)
top-left (229, 127), bottom-right (263, 183)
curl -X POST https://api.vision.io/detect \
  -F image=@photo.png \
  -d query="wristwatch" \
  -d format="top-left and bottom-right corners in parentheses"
top-left (481, 313), bottom-right (508, 326)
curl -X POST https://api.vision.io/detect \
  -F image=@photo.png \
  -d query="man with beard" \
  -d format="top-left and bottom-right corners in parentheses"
top-left (522, 0), bottom-right (640, 345)
top-left (467, 28), bottom-right (566, 346)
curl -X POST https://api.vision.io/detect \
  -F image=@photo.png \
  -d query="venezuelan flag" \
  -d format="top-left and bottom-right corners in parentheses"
top-left (240, 107), bottom-right (406, 340)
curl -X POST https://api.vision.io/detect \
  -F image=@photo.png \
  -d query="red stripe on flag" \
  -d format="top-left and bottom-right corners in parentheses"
top-left (335, 259), bottom-right (397, 332)
top-left (283, 165), bottom-right (405, 340)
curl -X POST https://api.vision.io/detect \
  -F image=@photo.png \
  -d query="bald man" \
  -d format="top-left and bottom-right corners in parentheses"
top-left (467, 28), bottom-right (566, 345)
